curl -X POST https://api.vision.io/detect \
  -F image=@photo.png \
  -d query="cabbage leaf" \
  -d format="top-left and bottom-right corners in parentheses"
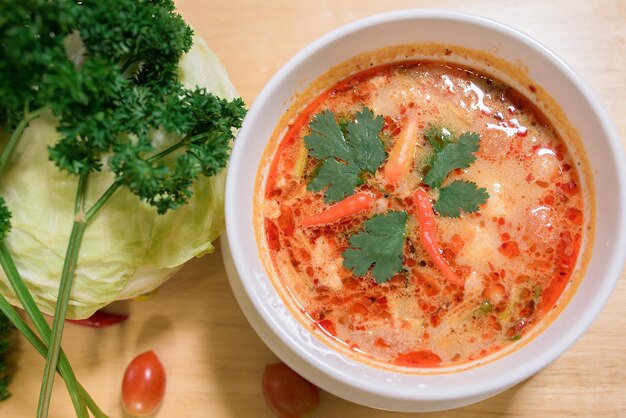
top-left (0, 35), bottom-right (238, 318)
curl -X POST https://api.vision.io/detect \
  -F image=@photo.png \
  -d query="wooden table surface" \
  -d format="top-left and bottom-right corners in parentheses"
top-left (2, 1), bottom-right (625, 417)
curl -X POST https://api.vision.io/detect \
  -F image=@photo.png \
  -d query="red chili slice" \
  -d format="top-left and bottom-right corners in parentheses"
top-left (393, 350), bottom-right (442, 368)
top-left (67, 309), bottom-right (128, 327)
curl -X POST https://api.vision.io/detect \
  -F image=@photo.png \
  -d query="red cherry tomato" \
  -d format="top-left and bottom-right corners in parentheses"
top-left (262, 363), bottom-right (320, 418)
top-left (121, 350), bottom-right (166, 416)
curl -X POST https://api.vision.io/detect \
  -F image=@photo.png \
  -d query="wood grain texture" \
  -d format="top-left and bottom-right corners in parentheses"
top-left (1, 1), bottom-right (625, 417)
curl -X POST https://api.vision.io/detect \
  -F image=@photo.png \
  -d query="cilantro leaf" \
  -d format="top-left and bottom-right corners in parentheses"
top-left (304, 110), bottom-right (354, 163)
top-left (342, 211), bottom-right (407, 284)
top-left (308, 158), bottom-right (362, 203)
top-left (304, 108), bottom-right (385, 203)
top-left (422, 128), bottom-right (489, 218)
top-left (345, 107), bottom-right (386, 172)
top-left (424, 132), bottom-right (480, 188)
top-left (434, 180), bottom-right (489, 217)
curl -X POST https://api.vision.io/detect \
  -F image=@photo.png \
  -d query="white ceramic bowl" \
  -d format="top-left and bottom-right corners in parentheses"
top-left (223, 10), bottom-right (625, 412)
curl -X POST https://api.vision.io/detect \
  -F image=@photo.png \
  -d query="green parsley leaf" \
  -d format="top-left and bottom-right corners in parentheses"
top-left (304, 107), bottom-right (385, 203)
top-left (342, 211), bottom-right (407, 284)
top-left (0, 0), bottom-right (77, 130)
top-left (0, 198), bottom-right (11, 241)
top-left (424, 132), bottom-right (480, 189)
top-left (0, 0), bottom-right (246, 214)
top-left (434, 180), bottom-right (489, 217)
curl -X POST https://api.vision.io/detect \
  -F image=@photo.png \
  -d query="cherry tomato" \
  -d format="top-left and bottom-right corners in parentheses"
top-left (262, 363), bottom-right (320, 418)
top-left (121, 350), bottom-right (166, 416)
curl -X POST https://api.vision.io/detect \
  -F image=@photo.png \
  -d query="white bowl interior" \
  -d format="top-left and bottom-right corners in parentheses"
top-left (224, 10), bottom-right (626, 412)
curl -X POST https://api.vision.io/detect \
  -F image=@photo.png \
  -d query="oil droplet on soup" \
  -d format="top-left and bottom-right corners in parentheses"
top-left (259, 61), bottom-right (585, 368)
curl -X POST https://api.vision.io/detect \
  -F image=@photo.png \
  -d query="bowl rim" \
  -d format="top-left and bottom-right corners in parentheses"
top-left (225, 8), bottom-right (626, 408)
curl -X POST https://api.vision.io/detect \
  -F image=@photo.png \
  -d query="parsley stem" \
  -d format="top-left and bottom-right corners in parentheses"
top-left (37, 173), bottom-right (89, 418)
top-left (85, 132), bottom-right (204, 223)
top-left (85, 181), bottom-right (121, 223)
top-left (0, 104), bottom-right (46, 175)
top-left (147, 135), bottom-right (193, 163)
top-left (83, 133), bottom-right (198, 223)
top-left (85, 131), bottom-right (208, 223)
top-left (0, 241), bottom-right (89, 417)
top-left (0, 294), bottom-right (108, 417)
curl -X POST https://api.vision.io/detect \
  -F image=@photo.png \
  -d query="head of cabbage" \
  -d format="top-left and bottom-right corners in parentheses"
top-left (0, 36), bottom-right (238, 319)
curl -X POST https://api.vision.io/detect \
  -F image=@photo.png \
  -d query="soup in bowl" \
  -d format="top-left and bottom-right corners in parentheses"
top-left (223, 10), bottom-right (625, 412)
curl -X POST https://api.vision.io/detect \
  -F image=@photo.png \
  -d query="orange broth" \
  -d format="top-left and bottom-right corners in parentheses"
top-left (257, 59), bottom-right (588, 368)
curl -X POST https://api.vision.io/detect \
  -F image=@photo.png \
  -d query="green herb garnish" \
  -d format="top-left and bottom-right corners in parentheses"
top-left (304, 107), bottom-right (385, 203)
top-left (474, 300), bottom-right (494, 316)
top-left (435, 180), bottom-right (490, 218)
top-left (424, 131), bottom-right (480, 188)
top-left (342, 211), bottom-right (407, 284)
top-left (423, 128), bottom-right (489, 217)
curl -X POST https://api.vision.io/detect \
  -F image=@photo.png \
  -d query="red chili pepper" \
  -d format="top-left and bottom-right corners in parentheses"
top-left (67, 309), bottom-right (128, 327)
top-left (301, 191), bottom-right (374, 226)
top-left (383, 110), bottom-right (420, 184)
top-left (413, 188), bottom-right (464, 286)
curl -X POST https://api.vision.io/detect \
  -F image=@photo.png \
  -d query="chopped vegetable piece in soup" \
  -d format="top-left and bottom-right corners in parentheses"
top-left (258, 61), bottom-right (586, 367)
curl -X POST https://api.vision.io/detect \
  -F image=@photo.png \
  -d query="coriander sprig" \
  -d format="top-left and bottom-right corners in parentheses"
top-left (424, 131), bottom-right (480, 188)
top-left (342, 211), bottom-right (408, 284)
top-left (304, 108), bottom-right (386, 203)
top-left (434, 179), bottom-right (490, 217)
top-left (424, 127), bottom-right (489, 218)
